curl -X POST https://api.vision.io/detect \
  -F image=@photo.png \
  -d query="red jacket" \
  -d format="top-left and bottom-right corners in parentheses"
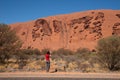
top-left (45, 54), bottom-right (50, 61)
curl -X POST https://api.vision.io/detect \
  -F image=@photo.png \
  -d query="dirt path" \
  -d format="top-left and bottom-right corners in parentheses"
top-left (0, 72), bottom-right (120, 79)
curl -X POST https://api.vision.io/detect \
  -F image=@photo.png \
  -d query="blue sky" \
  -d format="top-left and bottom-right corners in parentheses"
top-left (0, 0), bottom-right (120, 24)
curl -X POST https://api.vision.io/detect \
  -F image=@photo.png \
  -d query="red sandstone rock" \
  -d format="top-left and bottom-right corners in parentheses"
top-left (10, 10), bottom-right (120, 51)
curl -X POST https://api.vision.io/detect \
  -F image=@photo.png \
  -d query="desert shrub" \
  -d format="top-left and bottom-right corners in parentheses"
top-left (33, 49), bottom-right (41, 55)
top-left (15, 48), bottom-right (41, 61)
top-left (0, 24), bottom-right (22, 64)
top-left (52, 48), bottom-right (91, 63)
top-left (75, 48), bottom-right (91, 60)
top-left (40, 48), bottom-right (50, 55)
top-left (15, 50), bottom-right (29, 69)
top-left (13, 48), bottom-right (40, 69)
top-left (76, 48), bottom-right (90, 54)
top-left (51, 48), bottom-right (74, 60)
top-left (0, 65), bottom-right (6, 72)
top-left (97, 35), bottom-right (120, 70)
top-left (53, 48), bottom-right (73, 56)
top-left (74, 48), bottom-right (98, 72)
top-left (19, 48), bottom-right (40, 56)
top-left (51, 48), bottom-right (96, 72)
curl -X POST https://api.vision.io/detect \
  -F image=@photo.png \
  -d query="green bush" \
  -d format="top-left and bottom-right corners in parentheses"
top-left (52, 48), bottom-right (73, 55)
top-left (51, 48), bottom-right (74, 60)
top-left (15, 48), bottom-right (41, 61)
top-left (97, 36), bottom-right (120, 70)
top-left (14, 48), bottom-right (41, 69)
top-left (75, 48), bottom-right (91, 60)
top-left (0, 24), bottom-right (22, 63)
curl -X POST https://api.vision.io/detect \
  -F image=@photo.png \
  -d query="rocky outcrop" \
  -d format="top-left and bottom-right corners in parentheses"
top-left (53, 20), bottom-right (62, 33)
top-left (112, 22), bottom-right (120, 35)
top-left (32, 19), bottom-right (52, 41)
top-left (116, 14), bottom-right (120, 18)
top-left (10, 10), bottom-right (120, 51)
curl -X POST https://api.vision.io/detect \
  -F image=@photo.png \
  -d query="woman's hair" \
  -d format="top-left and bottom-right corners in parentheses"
top-left (47, 51), bottom-right (50, 54)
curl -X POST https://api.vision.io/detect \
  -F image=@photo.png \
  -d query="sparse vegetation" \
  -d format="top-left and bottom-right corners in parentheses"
top-left (96, 35), bottom-right (120, 71)
top-left (0, 24), bottom-right (120, 72)
top-left (0, 24), bottom-right (22, 64)
top-left (51, 48), bottom-right (98, 72)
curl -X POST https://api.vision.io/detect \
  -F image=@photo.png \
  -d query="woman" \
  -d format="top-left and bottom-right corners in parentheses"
top-left (45, 51), bottom-right (51, 72)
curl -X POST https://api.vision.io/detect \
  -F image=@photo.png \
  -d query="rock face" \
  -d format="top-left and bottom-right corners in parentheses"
top-left (10, 10), bottom-right (120, 51)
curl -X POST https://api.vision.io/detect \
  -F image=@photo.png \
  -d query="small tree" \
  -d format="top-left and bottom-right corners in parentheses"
top-left (0, 24), bottom-right (22, 63)
top-left (97, 36), bottom-right (120, 70)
